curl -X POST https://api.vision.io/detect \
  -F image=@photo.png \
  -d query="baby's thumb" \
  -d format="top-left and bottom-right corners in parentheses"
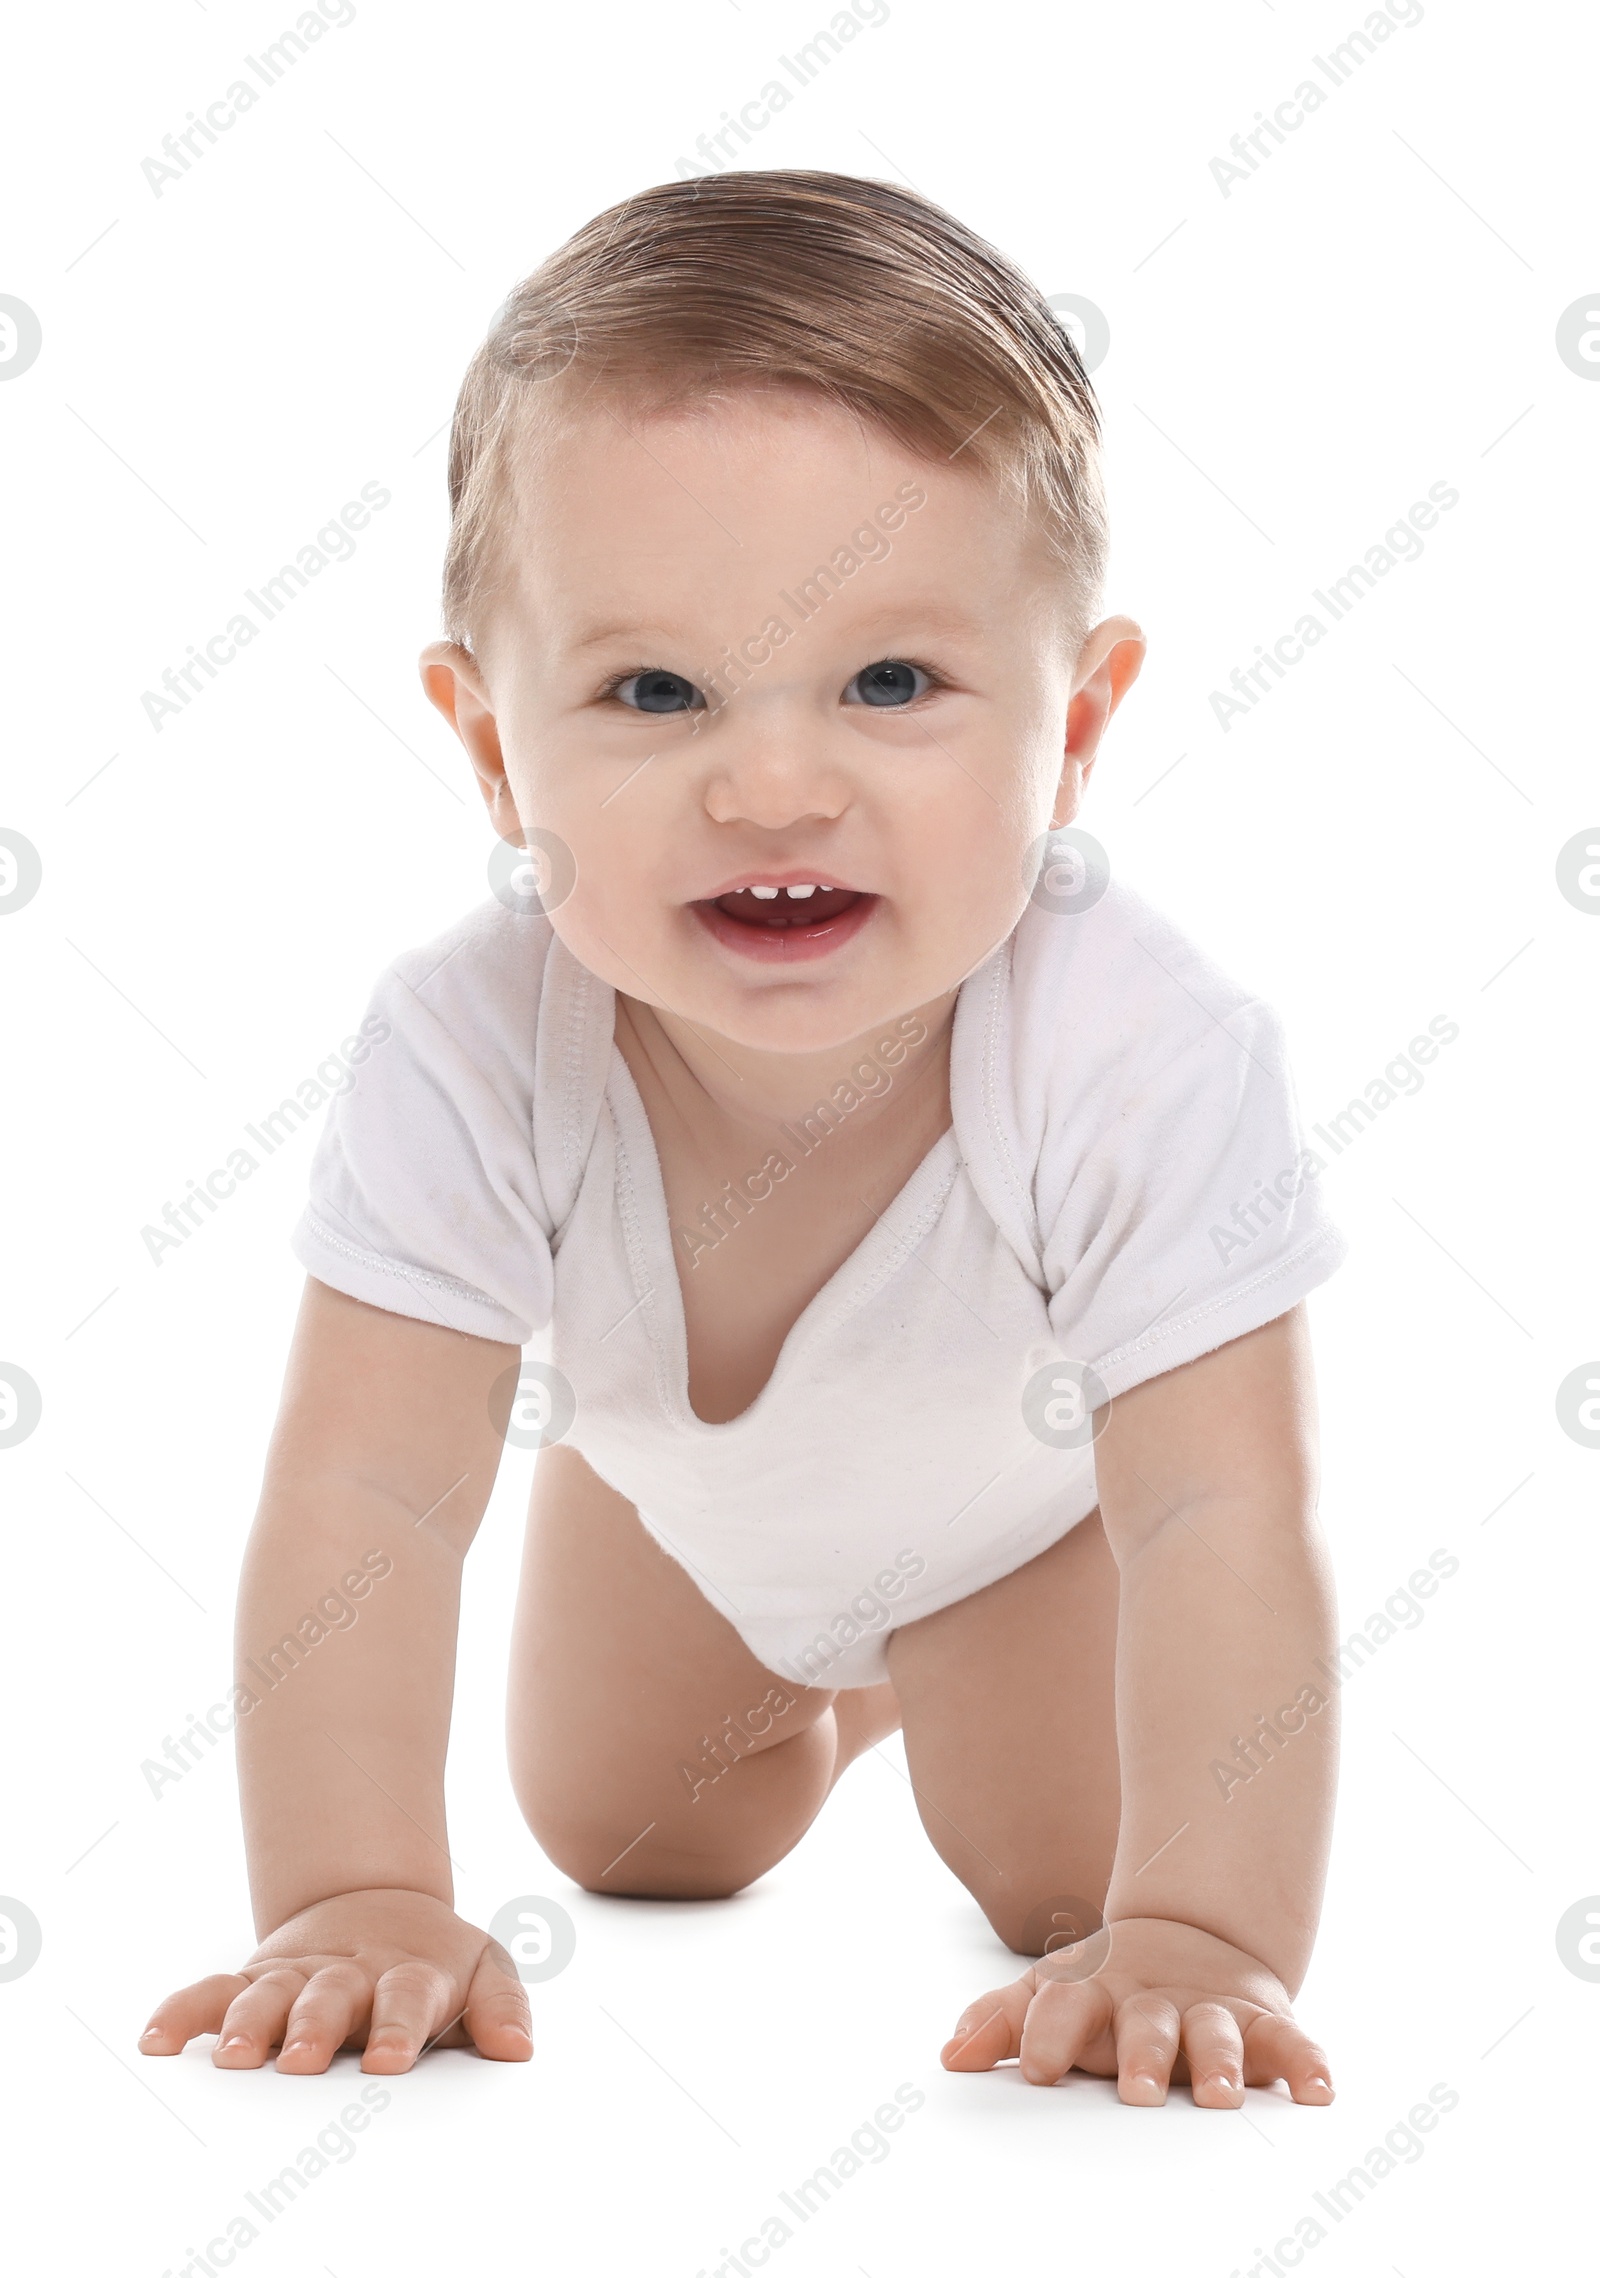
top-left (465, 1941), bottom-right (534, 2061)
top-left (941, 1979), bottom-right (1031, 2071)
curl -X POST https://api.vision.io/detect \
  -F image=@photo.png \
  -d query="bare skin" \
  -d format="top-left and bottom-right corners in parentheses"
top-left (142, 1282), bottom-right (1333, 2105)
top-left (610, 986), bottom-right (956, 1423)
top-left (142, 386), bottom-right (1338, 2103)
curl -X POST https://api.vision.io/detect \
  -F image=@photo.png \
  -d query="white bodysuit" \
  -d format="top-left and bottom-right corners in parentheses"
top-left (292, 882), bottom-right (1344, 1687)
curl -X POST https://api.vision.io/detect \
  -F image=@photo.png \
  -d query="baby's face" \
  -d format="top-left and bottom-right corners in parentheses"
top-left (427, 389), bottom-right (1140, 1055)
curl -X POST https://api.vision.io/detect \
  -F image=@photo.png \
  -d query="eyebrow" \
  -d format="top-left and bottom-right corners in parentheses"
top-left (566, 600), bottom-right (989, 655)
top-left (567, 621), bottom-right (684, 655)
top-left (837, 600), bottom-right (988, 640)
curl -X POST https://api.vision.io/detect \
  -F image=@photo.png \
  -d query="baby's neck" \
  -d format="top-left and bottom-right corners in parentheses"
top-left (613, 990), bottom-right (955, 1142)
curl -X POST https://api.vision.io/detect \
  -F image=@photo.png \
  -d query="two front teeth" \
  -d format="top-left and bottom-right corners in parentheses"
top-left (748, 883), bottom-right (824, 900)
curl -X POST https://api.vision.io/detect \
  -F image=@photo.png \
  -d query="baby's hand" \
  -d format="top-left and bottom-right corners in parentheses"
top-left (940, 1916), bottom-right (1333, 2107)
top-left (138, 1888), bottom-right (532, 2074)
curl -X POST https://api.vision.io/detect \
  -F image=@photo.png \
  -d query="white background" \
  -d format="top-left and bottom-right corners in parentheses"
top-left (1, 0), bottom-right (1595, 2271)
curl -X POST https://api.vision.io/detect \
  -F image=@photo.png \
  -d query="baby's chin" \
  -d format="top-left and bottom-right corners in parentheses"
top-left (679, 982), bottom-right (922, 1060)
top-left (631, 954), bottom-right (921, 1058)
top-left (556, 913), bottom-right (915, 1052)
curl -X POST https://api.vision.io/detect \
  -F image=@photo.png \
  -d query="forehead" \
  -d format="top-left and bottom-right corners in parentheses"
top-left (494, 384), bottom-right (1053, 648)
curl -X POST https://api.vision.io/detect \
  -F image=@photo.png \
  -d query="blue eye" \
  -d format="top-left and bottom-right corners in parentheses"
top-left (847, 658), bottom-right (930, 708)
top-left (613, 669), bottom-right (704, 714)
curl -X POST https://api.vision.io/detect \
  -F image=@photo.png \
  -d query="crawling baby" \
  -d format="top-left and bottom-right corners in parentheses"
top-left (142, 169), bottom-right (1344, 2108)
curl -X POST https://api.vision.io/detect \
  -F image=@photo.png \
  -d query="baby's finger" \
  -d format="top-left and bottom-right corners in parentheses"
top-left (213, 1967), bottom-right (309, 2068)
top-left (464, 1941), bottom-right (533, 2062)
top-left (139, 1974), bottom-right (252, 2055)
top-left (1180, 2001), bottom-right (1246, 2107)
top-left (278, 1962), bottom-right (373, 2074)
top-left (361, 1959), bottom-right (457, 2074)
top-left (1018, 1977), bottom-right (1112, 2086)
top-left (940, 1975), bottom-right (1036, 2071)
top-left (1243, 2011), bottom-right (1334, 2103)
top-left (1113, 1993), bottom-right (1181, 2106)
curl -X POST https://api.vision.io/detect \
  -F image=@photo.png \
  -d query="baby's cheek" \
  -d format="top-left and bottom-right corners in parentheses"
top-left (928, 834), bottom-right (1038, 956)
top-left (543, 884), bottom-right (661, 1001)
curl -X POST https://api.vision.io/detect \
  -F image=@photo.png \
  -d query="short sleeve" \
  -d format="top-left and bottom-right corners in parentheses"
top-left (290, 908), bottom-right (556, 1346)
top-left (1041, 998), bottom-right (1345, 1400)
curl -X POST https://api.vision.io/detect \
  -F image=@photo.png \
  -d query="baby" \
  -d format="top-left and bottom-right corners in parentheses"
top-left (140, 170), bottom-right (1344, 2107)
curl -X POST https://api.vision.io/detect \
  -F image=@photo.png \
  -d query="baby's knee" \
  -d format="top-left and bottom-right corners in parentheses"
top-left (527, 1806), bottom-right (763, 1903)
top-left (512, 1712), bottom-right (836, 1902)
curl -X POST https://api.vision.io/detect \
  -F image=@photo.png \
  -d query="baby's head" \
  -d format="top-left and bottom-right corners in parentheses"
top-left (422, 171), bottom-right (1143, 1055)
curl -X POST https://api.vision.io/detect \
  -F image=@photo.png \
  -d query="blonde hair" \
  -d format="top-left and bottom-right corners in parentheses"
top-left (443, 170), bottom-right (1108, 656)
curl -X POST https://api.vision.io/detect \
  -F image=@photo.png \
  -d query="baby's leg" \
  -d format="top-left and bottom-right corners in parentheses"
top-left (887, 1512), bottom-right (1121, 1956)
top-left (507, 1445), bottom-right (899, 1899)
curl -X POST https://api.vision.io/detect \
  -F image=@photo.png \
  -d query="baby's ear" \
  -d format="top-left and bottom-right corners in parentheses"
top-left (418, 639), bottom-right (483, 726)
top-left (1061, 617), bottom-right (1147, 787)
top-left (1070, 616), bottom-right (1146, 710)
top-left (417, 642), bottom-right (515, 824)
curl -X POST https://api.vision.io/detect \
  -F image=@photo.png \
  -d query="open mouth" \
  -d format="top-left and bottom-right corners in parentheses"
top-left (691, 880), bottom-right (877, 963)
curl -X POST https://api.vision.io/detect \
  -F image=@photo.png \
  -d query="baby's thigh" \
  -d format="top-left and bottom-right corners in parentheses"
top-left (887, 1510), bottom-right (1121, 1955)
top-left (507, 1444), bottom-right (837, 1898)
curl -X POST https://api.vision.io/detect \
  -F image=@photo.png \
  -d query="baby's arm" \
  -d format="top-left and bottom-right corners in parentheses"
top-left (944, 1307), bottom-right (1338, 2104)
top-left (139, 1278), bottom-right (533, 2074)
